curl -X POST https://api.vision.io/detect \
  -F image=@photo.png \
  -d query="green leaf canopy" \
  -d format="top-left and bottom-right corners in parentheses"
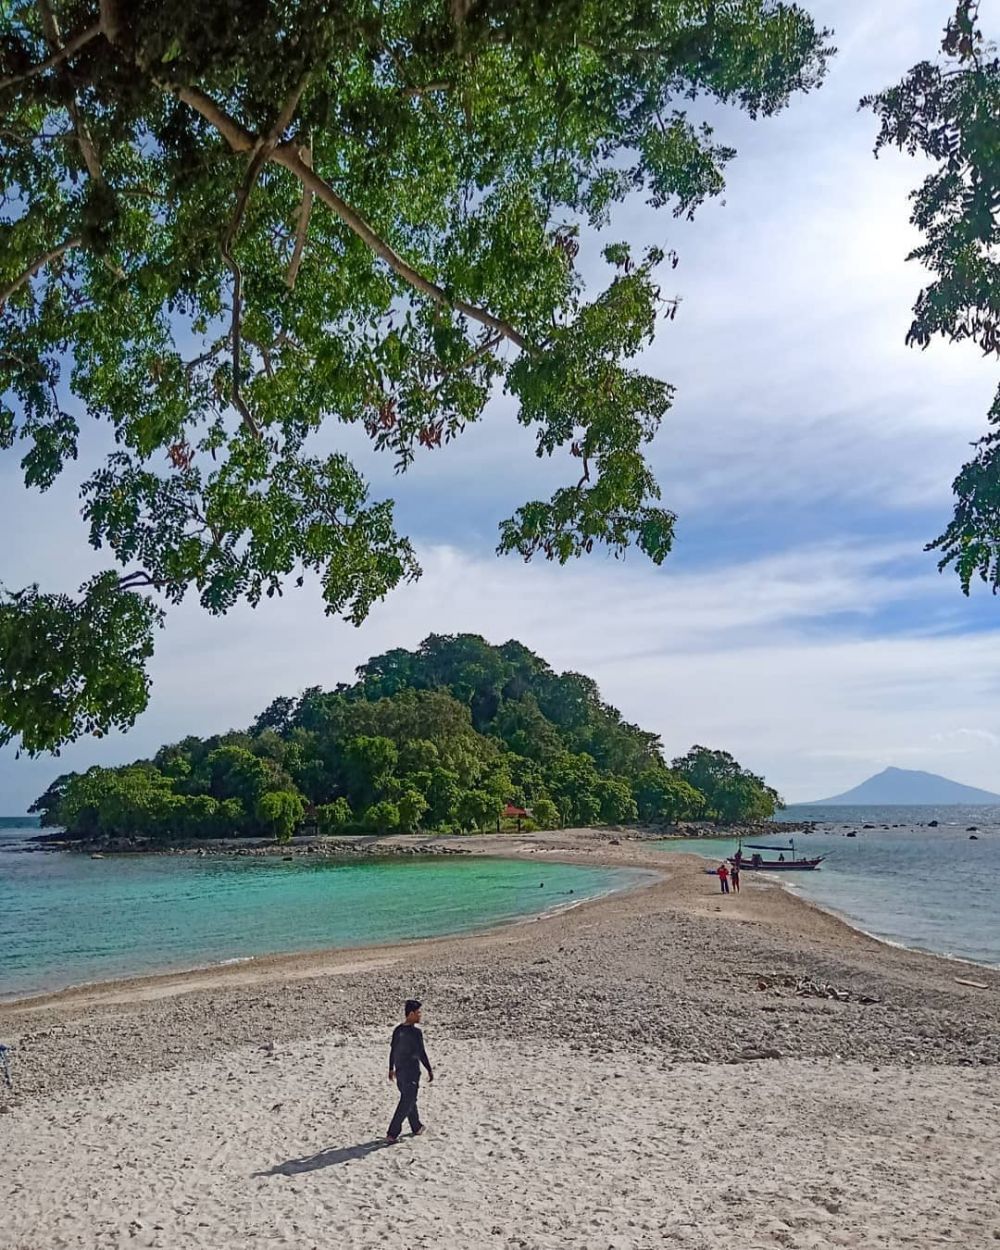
top-left (1, 1), bottom-right (830, 751)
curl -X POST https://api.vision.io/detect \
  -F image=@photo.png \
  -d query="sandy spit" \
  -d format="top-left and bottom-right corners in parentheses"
top-left (2, 829), bottom-right (999, 1249)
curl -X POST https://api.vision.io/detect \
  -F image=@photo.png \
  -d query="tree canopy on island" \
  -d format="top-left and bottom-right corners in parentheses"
top-left (30, 633), bottom-right (783, 841)
top-left (0, 0), bottom-right (831, 754)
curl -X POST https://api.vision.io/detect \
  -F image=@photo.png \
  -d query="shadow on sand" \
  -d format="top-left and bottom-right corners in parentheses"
top-left (255, 1138), bottom-right (396, 1176)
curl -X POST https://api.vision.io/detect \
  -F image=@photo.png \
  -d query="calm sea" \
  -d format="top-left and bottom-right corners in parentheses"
top-left (657, 803), bottom-right (1000, 967)
top-left (0, 820), bottom-right (648, 999)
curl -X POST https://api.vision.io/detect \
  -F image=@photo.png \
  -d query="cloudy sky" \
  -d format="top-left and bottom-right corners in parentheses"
top-left (3, 0), bottom-right (998, 812)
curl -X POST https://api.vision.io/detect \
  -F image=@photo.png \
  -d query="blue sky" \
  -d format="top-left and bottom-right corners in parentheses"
top-left (3, 0), bottom-right (999, 811)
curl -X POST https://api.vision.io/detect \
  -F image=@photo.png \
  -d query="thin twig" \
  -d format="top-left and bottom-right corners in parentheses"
top-left (430, 332), bottom-right (503, 396)
top-left (183, 339), bottom-right (228, 375)
top-left (0, 237), bottom-right (82, 308)
top-left (0, 22), bottom-right (101, 91)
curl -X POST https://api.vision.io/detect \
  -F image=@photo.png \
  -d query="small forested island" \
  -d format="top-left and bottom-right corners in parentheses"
top-left (30, 635), bottom-right (780, 845)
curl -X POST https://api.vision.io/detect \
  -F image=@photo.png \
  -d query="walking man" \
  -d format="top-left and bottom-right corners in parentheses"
top-left (386, 998), bottom-right (433, 1143)
top-left (717, 862), bottom-right (730, 894)
top-left (731, 861), bottom-right (741, 894)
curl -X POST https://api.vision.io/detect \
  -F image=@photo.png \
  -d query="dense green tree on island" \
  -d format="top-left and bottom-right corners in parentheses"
top-left (0, 1), bottom-right (831, 755)
top-left (30, 633), bottom-right (783, 842)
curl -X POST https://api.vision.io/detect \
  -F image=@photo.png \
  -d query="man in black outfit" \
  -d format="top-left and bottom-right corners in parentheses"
top-left (386, 998), bottom-right (433, 1143)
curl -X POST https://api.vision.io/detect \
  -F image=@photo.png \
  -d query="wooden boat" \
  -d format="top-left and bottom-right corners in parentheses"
top-left (729, 840), bottom-right (825, 871)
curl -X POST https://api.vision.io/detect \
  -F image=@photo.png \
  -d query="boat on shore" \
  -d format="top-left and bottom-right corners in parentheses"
top-left (730, 840), bottom-right (826, 871)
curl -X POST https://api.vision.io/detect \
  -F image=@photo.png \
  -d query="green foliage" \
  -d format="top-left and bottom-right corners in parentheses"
top-left (530, 797), bottom-right (561, 830)
top-left (364, 799), bottom-right (400, 834)
top-left (863, 3), bottom-right (1000, 590)
top-left (341, 735), bottom-right (398, 807)
top-left (255, 789), bottom-right (304, 842)
top-left (37, 634), bottom-right (780, 842)
top-left (671, 746), bottom-right (781, 823)
top-left (315, 797), bottom-right (352, 834)
top-left (0, 1), bottom-right (830, 754)
top-left (457, 788), bottom-right (502, 832)
top-left (0, 574), bottom-right (162, 754)
top-left (634, 767), bottom-right (704, 822)
top-left (595, 777), bottom-right (639, 824)
top-left (397, 788), bottom-right (430, 833)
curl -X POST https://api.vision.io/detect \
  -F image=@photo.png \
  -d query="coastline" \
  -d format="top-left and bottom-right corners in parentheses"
top-left (3, 828), bottom-right (999, 1249)
top-left (2, 849), bottom-right (661, 1010)
top-left (3, 826), bottom-right (996, 1011)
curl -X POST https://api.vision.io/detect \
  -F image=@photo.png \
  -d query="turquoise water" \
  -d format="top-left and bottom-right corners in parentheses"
top-left (0, 824), bottom-right (647, 999)
top-left (656, 803), bottom-right (1000, 967)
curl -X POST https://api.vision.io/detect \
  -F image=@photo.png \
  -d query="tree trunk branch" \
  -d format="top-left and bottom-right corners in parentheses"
top-left (273, 142), bottom-right (529, 351)
top-left (162, 79), bottom-right (529, 352)
top-left (0, 22), bottom-right (100, 91)
top-left (36, 0), bottom-right (104, 184)
top-left (285, 143), bottom-right (314, 289)
top-left (99, 0), bottom-right (122, 45)
top-left (0, 238), bottom-right (82, 309)
top-left (163, 81), bottom-right (256, 152)
top-left (403, 81), bottom-right (452, 97)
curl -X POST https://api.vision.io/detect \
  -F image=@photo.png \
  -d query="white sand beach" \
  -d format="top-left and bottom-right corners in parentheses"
top-left (4, 1034), bottom-right (998, 1250)
top-left (3, 833), bottom-right (999, 1249)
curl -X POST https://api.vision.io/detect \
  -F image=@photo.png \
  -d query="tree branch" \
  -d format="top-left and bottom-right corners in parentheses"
top-left (285, 143), bottom-right (314, 289)
top-left (216, 77), bottom-right (311, 438)
top-left (37, 0), bottom-right (104, 184)
top-left (0, 237), bottom-right (82, 309)
top-left (163, 81), bottom-right (256, 152)
top-left (273, 142), bottom-right (529, 351)
top-left (220, 153), bottom-right (268, 439)
top-left (403, 81), bottom-right (452, 97)
top-left (99, 0), bottom-right (122, 45)
top-left (0, 22), bottom-right (101, 92)
top-left (183, 338), bottom-right (228, 375)
top-left (116, 570), bottom-right (158, 591)
top-left (162, 79), bottom-right (530, 352)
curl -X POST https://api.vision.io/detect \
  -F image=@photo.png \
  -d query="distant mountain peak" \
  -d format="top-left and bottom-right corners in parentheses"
top-left (808, 766), bottom-right (1000, 806)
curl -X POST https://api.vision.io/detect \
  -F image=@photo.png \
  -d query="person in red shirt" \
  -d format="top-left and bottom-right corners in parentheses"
top-left (717, 863), bottom-right (730, 894)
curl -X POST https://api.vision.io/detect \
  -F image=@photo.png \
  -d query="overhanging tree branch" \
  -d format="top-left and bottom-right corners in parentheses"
top-left (37, 0), bottom-right (104, 184)
top-left (0, 22), bottom-right (101, 91)
top-left (285, 143), bottom-right (314, 289)
top-left (0, 237), bottom-right (82, 309)
top-left (217, 76), bottom-right (311, 438)
top-left (162, 79), bottom-right (530, 352)
top-left (273, 142), bottom-right (530, 351)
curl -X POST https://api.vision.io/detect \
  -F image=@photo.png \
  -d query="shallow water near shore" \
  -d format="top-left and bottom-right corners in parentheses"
top-left (656, 803), bottom-right (1000, 966)
top-left (0, 825), bottom-right (647, 999)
